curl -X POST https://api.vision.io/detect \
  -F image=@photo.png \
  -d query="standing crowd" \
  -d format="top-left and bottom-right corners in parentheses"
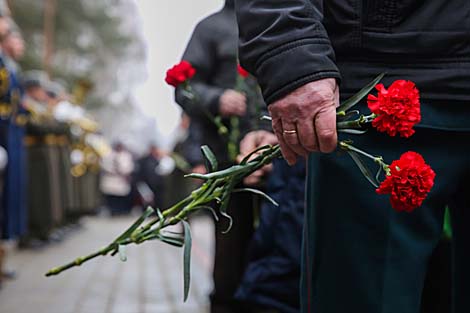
top-left (0, 5), bottom-right (104, 287)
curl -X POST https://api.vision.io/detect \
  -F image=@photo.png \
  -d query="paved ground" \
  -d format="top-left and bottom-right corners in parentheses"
top-left (0, 215), bottom-right (215, 313)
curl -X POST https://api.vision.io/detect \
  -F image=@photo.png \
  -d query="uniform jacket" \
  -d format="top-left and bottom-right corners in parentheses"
top-left (236, 0), bottom-right (470, 130)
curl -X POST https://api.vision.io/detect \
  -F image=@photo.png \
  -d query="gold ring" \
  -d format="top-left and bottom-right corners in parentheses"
top-left (283, 130), bottom-right (297, 135)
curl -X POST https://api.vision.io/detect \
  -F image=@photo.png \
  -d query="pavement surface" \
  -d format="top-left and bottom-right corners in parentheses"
top-left (0, 215), bottom-right (215, 313)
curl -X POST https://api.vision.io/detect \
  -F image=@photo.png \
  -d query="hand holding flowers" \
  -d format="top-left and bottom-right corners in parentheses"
top-left (46, 67), bottom-right (436, 302)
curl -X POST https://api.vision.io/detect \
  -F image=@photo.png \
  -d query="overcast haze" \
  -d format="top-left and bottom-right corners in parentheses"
top-left (134, 0), bottom-right (224, 147)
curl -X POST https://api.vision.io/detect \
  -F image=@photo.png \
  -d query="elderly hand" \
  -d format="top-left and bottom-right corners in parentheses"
top-left (237, 130), bottom-right (278, 186)
top-left (268, 78), bottom-right (339, 165)
top-left (219, 89), bottom-right (247, 117)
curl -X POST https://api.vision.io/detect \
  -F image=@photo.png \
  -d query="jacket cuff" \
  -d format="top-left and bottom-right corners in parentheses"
top-left (203, 86), bottom-right (225, 115)
top-left (255, 38), bottom-right (341, 104)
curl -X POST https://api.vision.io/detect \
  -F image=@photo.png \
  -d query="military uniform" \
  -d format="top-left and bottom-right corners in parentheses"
top-left (23, 72), bottom-right (68, 240)
top-left (0, 53), bottom-right (28, 240)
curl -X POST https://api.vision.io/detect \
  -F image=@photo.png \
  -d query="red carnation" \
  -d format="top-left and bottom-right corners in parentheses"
top-left (367, 80), bottom-right (421, 138)
top-left (165, 60), bottom-right (196, 87)
top-left (376, 151), bottom-right (435, 212)
top-left (237, 64), bottom-right (249, 78)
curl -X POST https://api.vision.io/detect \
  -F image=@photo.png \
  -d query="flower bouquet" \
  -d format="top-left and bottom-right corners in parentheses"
top-left (45, 69), bottom-right (435, 301)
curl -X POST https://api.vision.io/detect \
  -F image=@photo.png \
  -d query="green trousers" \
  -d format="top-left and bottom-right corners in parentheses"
top-left (301, 128), bottom-right (470, 313)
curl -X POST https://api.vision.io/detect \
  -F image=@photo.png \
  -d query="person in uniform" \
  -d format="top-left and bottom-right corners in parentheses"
top-left (0, 8), bottom-right (8, 287)
top-left (44, 81), bottom-right (75, 227)
top-left (0, 15), bottom-right (28, 242)
top-left (22, 70), bottom-right (63, 244)
top-left (174, 1), bottom-right (265, 311)
top-left (236, 1), bottom-right (470, 313)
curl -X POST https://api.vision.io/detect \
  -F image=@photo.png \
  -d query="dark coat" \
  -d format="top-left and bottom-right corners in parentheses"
top-left (236, 0), bottom-right (470, 130)
top-left (236, 159), bottom-right (305, 313)
top-left (135, 154), bottom-right (165, 208)
top-left (176, 1), bottom-right (265, 165)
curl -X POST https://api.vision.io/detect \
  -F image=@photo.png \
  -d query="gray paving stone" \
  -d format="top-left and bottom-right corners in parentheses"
top-left (0, 215), bottom-right (214, 313)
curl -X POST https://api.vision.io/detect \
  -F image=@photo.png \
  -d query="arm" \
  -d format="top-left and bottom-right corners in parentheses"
top-left (235, 0), bottom-right (340, 104)
top-left (236, 0), bottom-right (340, 164)
top-left (175, 21), bottom-right (225, 118)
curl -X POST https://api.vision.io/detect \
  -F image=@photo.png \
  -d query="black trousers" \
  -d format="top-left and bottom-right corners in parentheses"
top-left (301, 128), bottom-right (470, 313)
top-left (211, 191), bottom-right (255, 313)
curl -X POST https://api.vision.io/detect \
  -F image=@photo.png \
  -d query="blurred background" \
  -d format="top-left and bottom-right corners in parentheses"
top-left (0, 1), bottom-right (454, 313)
top-left (0, 1), bottom-right (226, 312)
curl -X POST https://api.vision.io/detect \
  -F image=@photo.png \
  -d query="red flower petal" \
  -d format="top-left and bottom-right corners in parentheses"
top-left (376, 151), bottom-right (435, 212)
top-left (367, 80), bottom-right (421, 138)
top-left (165, 60), bottom-right (197, 87)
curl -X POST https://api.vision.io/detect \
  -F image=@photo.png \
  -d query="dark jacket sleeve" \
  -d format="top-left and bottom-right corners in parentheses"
top-left (235, 0), bottom-right (341, 104)
top-left (175, 21), bottom-right (225, 118)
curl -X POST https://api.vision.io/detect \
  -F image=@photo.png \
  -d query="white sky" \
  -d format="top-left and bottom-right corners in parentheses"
top-left (133, 0), bottom-right (223, 141)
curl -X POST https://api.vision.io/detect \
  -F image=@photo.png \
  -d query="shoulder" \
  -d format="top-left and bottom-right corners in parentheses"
top-left (195, 10), bottom-right (235, 34)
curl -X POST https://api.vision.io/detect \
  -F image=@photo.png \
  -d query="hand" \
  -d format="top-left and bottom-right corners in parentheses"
top-left (269, 78), bottom-right (339, 165)
top-left (237, 130), bottom-right (278, 186)
top-left (191, 164), bottom-right (207, 175)
top-left (219, 90), bottom-right (247, 117)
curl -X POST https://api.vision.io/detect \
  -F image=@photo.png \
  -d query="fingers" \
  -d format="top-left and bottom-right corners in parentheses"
top-left (315, 106), bottom-right (338, 153)
top-left (296, 117), bottom-right (317, 152)
top-left (272, 118), bottom-right (298, 165)
top-left (281, 120), bottom-right (308, 157)
top-left (219, 90), bottom-right (247, 117)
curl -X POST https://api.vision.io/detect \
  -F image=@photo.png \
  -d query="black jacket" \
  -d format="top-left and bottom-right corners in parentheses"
top-left (176, 0), bottom-right (265, 164)
top-left (236, 0), bottom-right (470, 130)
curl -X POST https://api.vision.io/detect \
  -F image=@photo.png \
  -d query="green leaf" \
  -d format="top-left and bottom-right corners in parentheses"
top-left (182, 221), bottom-right (192, 302)
top-left (118, 245), bottom-right (127, 262)
top-left (338, 129), bottom-right (368, 135)
top-left (185, 164), bottom-right (247, 180)
top-left (201, 145), bottom-right (218, 172)
top-left (347, 151), bottom-right (379, 188)
top-left (114, 206), bottom-right (154, 243)
top-left (158, 234), bottom-right (185, 248)
top-left (218, 179), bottom-right (238, 234)
top-left (443, 207), bottom-right (453, 240)
top-left (375, 163), bottom-right (383, 183)
top-left (153, 207), bottom-right (165, 224)
top-left (337, 73), bottom-right (385, 113)
top-left (337, 110), bottom-right (360, 122)
top-left (233, 188), bottom-right (279, 206)
top-left (240, 144), bottom-right (273, 165)
top-left (193, 205), bottom-right (219, 221)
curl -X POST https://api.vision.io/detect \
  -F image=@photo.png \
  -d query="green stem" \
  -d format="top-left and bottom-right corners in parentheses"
top-left (340, 141), bottom-right (379, 162)
top-left (339, 141), bottom-right (389, 170)
top-left (337, 113), bottom-right (376, 129)
top-left (45, 244), bottom-right (116, 276)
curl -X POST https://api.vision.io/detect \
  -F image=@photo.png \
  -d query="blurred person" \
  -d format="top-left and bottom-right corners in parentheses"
top-left (21, 71), bottom-right (67, 245)
top-left (174, 1), bottom-right (266, 311)
top-left (44, 81), bottom-right (76, 225)
top-left (100, 142), bottom-right (134, 216)
top-left (164, 113), bottom-right (201, 208)
top-left (0, 9), bottom-right (10, 270)
top-left (22, 70), bottom-right (49, 115)
top-left (0, 143), bottom-right (6, 288)
top-left (1, 19), bottom-right (24, 70)
top-left (134, 144), bottom-right (166, 210)
top-left (0, 14), bottom-right (28, 241)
